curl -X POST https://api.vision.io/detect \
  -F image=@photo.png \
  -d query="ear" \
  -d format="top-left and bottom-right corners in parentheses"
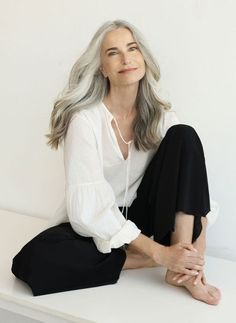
top-left (100, 66), bottom-right (107, 78)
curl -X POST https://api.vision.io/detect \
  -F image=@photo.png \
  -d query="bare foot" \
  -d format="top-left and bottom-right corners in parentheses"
top-left (165, 270), bottom-right (221, 305)
top-left (122, 248), bottom-right (159, 270)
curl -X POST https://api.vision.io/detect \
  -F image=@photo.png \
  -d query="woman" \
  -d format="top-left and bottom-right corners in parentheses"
top-left (12, 20), bottom-right (221, 304)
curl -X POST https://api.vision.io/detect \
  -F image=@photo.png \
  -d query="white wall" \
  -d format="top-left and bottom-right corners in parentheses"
top-left (0, 0), bottom-right (235, 260)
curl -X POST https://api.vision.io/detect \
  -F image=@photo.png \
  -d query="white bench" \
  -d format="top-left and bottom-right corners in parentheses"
top-left (0, 209), bottom-right (235, 323)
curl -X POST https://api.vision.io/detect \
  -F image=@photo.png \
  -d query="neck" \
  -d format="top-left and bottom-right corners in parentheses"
top-left (103, 84), bottom-right (138, 120)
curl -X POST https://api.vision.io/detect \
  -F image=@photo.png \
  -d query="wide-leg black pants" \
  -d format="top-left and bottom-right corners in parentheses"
top-left (11, 125), bottom-right (210, 296)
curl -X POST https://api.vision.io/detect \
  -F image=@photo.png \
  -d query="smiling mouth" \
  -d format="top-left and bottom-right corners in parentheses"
top-left (119, 68), bottom-right (138, 73)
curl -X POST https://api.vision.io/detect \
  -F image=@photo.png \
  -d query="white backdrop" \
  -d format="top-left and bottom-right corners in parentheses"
top-left (0, 0), bottom-right (235, 260)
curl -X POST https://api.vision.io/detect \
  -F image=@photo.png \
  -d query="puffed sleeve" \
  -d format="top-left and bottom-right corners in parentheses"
top-left (64, 113), bottom-right (141, 253)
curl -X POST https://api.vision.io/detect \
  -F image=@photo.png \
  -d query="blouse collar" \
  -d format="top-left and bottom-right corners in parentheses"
top-left (100, 101), bottom-right (114, 122)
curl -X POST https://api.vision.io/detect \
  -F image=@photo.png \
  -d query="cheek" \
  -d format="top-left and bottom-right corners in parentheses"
top-left (136, 54), bottom-right (145, 66)
top-left (104, 61), bottom-right (118, 74)
top-left (139, 59), bottom-right (146, 72)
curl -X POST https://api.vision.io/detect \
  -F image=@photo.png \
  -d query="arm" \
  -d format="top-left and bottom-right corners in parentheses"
top-left (128, 232), bottom-right (204, 275)
top-left (64, 112), bottom-right (141, 253)
top-left (65, 111), bottom-right (204, 274)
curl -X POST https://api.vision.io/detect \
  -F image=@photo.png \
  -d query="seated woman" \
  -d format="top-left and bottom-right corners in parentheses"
top-left (12, 19), bottom-right (221, 305)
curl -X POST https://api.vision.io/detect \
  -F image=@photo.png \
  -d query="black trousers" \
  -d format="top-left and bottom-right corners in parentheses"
top-left (11, 125), bottom-right (210, 296)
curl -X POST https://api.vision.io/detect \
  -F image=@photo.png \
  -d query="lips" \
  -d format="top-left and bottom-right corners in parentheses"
top-left (119, 68), bottom-right (137, 73)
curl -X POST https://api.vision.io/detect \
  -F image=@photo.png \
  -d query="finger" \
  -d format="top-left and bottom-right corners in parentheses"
top-left (183, 247), bottom-right (204, 258)
top-left (180, 243), bottom-right (198, 252)
top-left (185, 257), bottom-right (205, 267)
top-left (185, 263), bottom-right (204, 271)
top-left (177, 274), bottom-right (192, 284)
top-left (182, 261), bottom-right (204, 271)
top-left (193, 272), bottom-right (202, 285)
top-left (182, 269), bottom-right (199, 276)
top-left (172, 273), bottom-right (182, 281)
top-left (186, 252), bottom-right (205, 260)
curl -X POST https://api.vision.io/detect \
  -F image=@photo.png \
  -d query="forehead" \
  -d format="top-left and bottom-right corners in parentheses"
top-left (101, 27), bottom-right (135, 50)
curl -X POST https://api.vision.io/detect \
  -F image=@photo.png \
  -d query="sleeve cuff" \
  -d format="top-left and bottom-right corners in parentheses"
top-left (93, 220), bottom-right (141, 253)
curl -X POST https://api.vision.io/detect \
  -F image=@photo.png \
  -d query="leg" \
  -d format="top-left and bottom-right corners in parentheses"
top-left (12, 223), bottom-right (126, 296)
top-left (165, 212), bottom-right (221, 305)
top-left (193, 216), bottom-right (207, 254)
top-left (171, 211), bottom-right (194, 245)
top-left (127, 125), bottom-right (211, 245)
top-left (122, 125), bottom-right (210, 270)
top-left (124, 125), bottom-right (221, 303)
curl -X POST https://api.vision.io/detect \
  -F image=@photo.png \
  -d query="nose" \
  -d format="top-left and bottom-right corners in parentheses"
top-left (121, 52), bottom-right (131, 65)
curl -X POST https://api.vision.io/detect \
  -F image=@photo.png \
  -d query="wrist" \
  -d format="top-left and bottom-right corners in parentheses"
top-left (151, 243), bottom-right (167, 265)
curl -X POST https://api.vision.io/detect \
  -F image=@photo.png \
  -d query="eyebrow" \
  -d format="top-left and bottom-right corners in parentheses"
top-left (105, 42), bottom-right (138, 54)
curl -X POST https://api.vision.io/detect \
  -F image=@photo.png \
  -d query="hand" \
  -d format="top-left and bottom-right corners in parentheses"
top-left (156, 242), bottom-right (205, 275)
top-left (172, 270), bottom-right (207, 286)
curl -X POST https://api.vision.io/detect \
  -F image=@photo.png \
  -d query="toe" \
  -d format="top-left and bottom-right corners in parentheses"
top-left (207, 287), bottom-right (221, 305)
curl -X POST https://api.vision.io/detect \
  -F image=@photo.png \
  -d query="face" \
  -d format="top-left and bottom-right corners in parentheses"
top-left (100, 27), bottom-right (146, 87)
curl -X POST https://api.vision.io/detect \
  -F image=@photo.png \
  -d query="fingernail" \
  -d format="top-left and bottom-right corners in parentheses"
top-left (194, 281), bottom-right (197, 285)
top-left (177, 280), bottom-right (182, 283)
top-left (173, 277), bottom-right (177, 281)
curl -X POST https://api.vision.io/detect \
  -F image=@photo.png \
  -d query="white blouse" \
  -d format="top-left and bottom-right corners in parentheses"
top-left (47, 101), bottom-right (219, 253)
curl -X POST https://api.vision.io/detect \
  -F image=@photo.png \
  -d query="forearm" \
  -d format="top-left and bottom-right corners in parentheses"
top-left (129, 232), bottom-right (165, 263)
top-left (129, 232), bottom-right (204, 274)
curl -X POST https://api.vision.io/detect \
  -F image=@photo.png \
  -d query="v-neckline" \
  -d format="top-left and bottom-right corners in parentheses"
top-left (101, 101), bottom-right (133, 161)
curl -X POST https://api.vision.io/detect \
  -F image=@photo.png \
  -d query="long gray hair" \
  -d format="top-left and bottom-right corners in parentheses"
top-left (45, 19), bottom-right (171, 150)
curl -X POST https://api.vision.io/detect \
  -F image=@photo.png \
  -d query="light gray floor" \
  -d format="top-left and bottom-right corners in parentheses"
top-left (0, 308), bottom-right (42, 323)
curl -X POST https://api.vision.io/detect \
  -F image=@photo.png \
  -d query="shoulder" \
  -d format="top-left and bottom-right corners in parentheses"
top-left (77, 103), bottom-right (101, 120)
top-left (70, 102), bottom-right (102, 128)
top-left (159, 108), bottom-right (180, 138)
top-left (66, 103), bottom-right (103, 142)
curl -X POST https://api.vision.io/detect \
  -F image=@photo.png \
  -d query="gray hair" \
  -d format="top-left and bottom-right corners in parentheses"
top-left (45, 19), bottom-right (171, 150)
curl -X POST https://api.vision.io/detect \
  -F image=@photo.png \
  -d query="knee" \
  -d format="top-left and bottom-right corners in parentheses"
top-left (167, 124), bottom-right (196, 136)
top-left (165, 124), bottom-right (204, 153)
top-left (166, 124), bottom-right (200, 144)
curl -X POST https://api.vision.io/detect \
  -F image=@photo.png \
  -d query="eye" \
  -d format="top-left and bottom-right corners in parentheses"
top-left (129, 46), bottom-right (138, 51)
top-left (108, 52), bottom-right (118, 56)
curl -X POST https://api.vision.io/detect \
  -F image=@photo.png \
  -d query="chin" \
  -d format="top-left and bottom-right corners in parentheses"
top-left (121, 74), bottom-right (144, 85)
top-left (120, 81), bottom-right (141, 87)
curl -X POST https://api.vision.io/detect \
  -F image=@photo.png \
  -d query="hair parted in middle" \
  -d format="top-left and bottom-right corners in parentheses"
top-left (45, 19), bottom-right (171, 151)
